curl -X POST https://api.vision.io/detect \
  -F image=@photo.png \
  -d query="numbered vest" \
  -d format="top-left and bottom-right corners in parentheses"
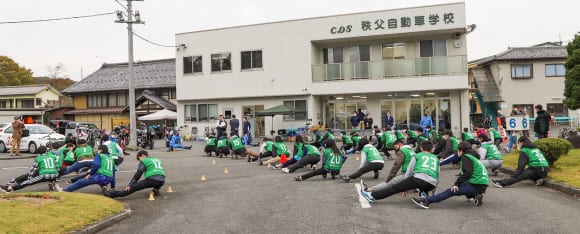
top-left (413, 152), bottom-right (439, 180)
top-left (352, 135), bottom-right (361, 146)
top-left (265, 141), bottom-right (273, 151)
top-left (480, 143), bottom-right (502, 160)
top-left (520, 148), bottom-right (549, 167)
top-left (142, 157), bottom-right (166, 178)
top-left (229, 137), bottom-right (244, 151)
top-left (382, 132), bottom-right (397, 148)
top-left (217, 139), bottom-right (228, 148)
top-left (207, 137), bottom-right (217, 146)
top-left (107, 142), bottom-right (120, 157)
top-left (36, 154), bottom-right (58, 175)
top-left (63, 151), bottom-right (75, 162)
top-left (490, 129), bottom-right (501, 138)
top-left (462, 154), bottom-right (490, 185)
top-left (395, 131), bottom-right (405, 140)
top-left (429, 130), bottom-right (439, 140)
top-left (294, 143), bottom-right (304, 158)
top-left (406, 129), bottom-right (418, 138)
top-left (304, 144), bottom-right (321, 156)
top-left (323, 149), bottom-right (344, 171)
top-left (462, 132), bottom-right (474, 141)
top-left (449, 137), bottom-right (459, 151)
top-left (48, 150), bottom-right (63, 168)
top-left (362, 145), bottom-right (383, 162)
top-left (342, 135), bottom-right (353, 145)
top-left (325, 132), bottom-right (334, 140)
top-left (400, 147), bottom-right (416, 173)
top-left (75, 146), bottom-right (94, 160)
top-left (96, 153), bottom-right (114, 178)
top-left (273, 142), bottom-right (289, 156)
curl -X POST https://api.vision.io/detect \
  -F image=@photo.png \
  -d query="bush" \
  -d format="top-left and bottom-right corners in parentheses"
top-left (567, 136), bottom-right (580, 149)
top-left (533, 138), bottom-right (573, 167)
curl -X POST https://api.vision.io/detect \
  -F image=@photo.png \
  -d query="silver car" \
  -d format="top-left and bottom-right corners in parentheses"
top-left (0, 124), bottom-right (65, 154)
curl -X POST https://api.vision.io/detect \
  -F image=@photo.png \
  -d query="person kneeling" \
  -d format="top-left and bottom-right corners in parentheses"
top-left (1, 146), bottom-right (59, 192)
top-left (103, 150), bottom-right (165, 198)
top-left (295, 139), bottom-right (345, 181)
top-left (63, 145), bottom-right (115, 192)
top-left (412, 141), bottom-right (488, 209)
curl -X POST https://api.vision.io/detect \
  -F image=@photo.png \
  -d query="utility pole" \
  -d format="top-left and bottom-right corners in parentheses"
top-left (115, 0), bottom-right (144, 149)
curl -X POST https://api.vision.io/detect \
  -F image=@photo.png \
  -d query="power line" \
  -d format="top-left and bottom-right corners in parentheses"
top-left (0, 12), bottom-right (115, 24)
top-left (133, 31), bottom-right (179, 48)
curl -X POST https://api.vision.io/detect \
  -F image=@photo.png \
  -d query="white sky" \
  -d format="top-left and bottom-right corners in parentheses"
top-left (1, 0), bottom-right (578, 81)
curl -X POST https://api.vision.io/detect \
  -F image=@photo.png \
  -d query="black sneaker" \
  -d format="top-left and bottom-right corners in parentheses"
top-left (475, 193), bottom-right (484, 207)
top-left (491, 180), bottom-right (504, 188)
top-left (331, 173), bottom-right (336, 180)
top-left (341, 175), bottom-right (350, 183)
top-left (491, 170), bottom-right (499, 176)
top-left (373, 171), bottom-right (379, 179)
top-left (153, 188), bottom-right (160, 197)
top-left (0, 185), bottom-right (11, 193)
top-left (322, 173), bottom-right (327, 179)
top-left (535, 178), bottom-right (545, 186)
top-left (48, 182), bottom-right (55, 191)
top-left (258, 160), bottom-right (263, 166)
top-left (412, 197), bottom-right (430, 209)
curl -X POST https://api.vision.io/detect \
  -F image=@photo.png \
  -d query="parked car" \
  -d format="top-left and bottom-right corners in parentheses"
top-left (0, 124), bottom-right (65, 153)
top-left (49, 120), bottom-right (72, 135)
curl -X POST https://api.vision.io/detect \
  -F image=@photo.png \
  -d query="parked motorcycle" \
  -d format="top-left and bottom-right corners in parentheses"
top-left (137, 124), bottom-right (155, 150)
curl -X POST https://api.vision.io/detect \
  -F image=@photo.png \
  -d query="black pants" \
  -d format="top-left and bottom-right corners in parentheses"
top-left (499, 167), bottom-right (548, 187)
top-left (342, 143), bottom-right (353, 151)
top-left (433, 138), bottom-right (446, 155)
top-left (371, 176), bottom-right (435, 200)
top-left (494, 138), bottom-right (502, 148)
top-left (217, 147), bottom-right (229, 155)
top-left (259, 151), bottom-right (273, 159)
top-left (288, 155), bottom-right (321, 173)
top-left (348, 162), bottom-right (384, 179)
top-left (109, 178), bottom-right (165, 198)
top-left (204, 145), bottom-right (216, 154)
top-left (406, 137), bottom-right (417, 146)
top-left (301, 168), bottom-right (339, 180)
top-left (233, 148), bottom-right (246, 156)
top-left (376, 141), bottom-right (392, 157)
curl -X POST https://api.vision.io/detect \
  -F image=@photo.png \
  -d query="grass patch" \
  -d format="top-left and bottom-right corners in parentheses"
top-left (0, 192), bottom-right (124, 233)
top-left (503, 149), bottom-right (580, 188)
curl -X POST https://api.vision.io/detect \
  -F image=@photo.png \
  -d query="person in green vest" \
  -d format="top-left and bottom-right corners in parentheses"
top-left (349, 131), bottom-right (361, 154)
top-left (282, 143), bottom-right (321, 173)
top-left (425, 126), bottom-right (439, 143)
top-left (360, 141), bottom-right (439, 203)
top-left (377, 130), bottom-right (397, 158)
top-left (491, 136), bottom-right (548, 188)
top-left (341, 138), bottom-right (384, 183)
top-left (394, 128), bottom-right (405, 141)
top-left (340, 131), bottom-right (353, 155)
top-left (403, 126), bottom-right (418, 146)
top-left (63, 145), bottom-right (115, 192)
top-left (102, 135), bottom-right (125, 167)
top-left (274, 135), bottom-right (305, 169)
top-left (262, 136), bottom-right (289, 166)
top-left (61, 139), bottom-right (95, 177)
top-left (312, 130), bottom-right (325, 148)
top-left (476, 134), bottom-right (503, 176)
top-left (439, 130), bottom-right (460, 167)
top-left (256, 137), bottom-right (275, 165)
top-left (461, 128), bottom-right (476, 145)
top-left (295, 139), bottom-right (346, 181)
top-left (62, 143), bottom-right (76, 167)
top-left (204, 133), bottom-right (217, 157)
top-left (486, 126), bottom-right (503, 148)
top-left (229, 133), bottom-right (247, 160)
top-left (103, 150), bottom-right (166, 198)
top-left (414, 127), bottom-right (429, 153)
top-left (412, 141), bottom-right (488, 209)
top-left (216, 133), bottom-right (230, 158)
top-left (1, 146), bottom-right (59, 192)
top-left (363, 140), bottom-right (415, 193)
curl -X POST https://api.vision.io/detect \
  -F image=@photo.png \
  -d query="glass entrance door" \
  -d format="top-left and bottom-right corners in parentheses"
top-left (326, 98), bottom-right (367, 130)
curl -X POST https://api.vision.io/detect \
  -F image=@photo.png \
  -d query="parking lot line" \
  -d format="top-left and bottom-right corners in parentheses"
top-left (355, 183), bottom-right (372, 209)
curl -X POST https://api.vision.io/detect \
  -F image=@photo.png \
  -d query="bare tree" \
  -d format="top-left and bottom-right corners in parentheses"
top-left (46, 63), bottom-right (68, 78)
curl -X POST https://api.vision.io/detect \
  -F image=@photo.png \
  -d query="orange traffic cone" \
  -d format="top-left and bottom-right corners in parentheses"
top-left (355, 155), bottom-right (360, 161)
top-left (148, 192), bottom-right (155, 201)
top-left (167, 186), bottom-right (174, 193)
top-left (224, 168), bottom-right (229, 174)
top-left (212, 159), bottom-right (216, 165)
top-left (201, 175), bottom-right (206, 182)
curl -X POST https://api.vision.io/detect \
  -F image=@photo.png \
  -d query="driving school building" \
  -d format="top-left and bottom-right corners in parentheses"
top-left (175, 2), bottom-right (470, 137)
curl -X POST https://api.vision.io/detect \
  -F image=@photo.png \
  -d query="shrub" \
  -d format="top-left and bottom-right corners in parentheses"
top-left (533, 138), bottom-right (573, 167)
top-left (567, 136), bottom-right (580, 149)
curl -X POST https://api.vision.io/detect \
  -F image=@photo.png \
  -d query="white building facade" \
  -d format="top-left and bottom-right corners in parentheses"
top-left (176, 3), bottom-right (470, 137)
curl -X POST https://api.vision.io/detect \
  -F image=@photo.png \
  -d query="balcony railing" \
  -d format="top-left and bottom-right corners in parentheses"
top-left (312, 55), bottom-right (467, 82)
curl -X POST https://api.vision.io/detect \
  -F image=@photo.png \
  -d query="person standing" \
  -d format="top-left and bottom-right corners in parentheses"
top-left (242, 116), bottom-right (251, 145)
top-left (533, 105), bottom-right (550, 139)
top-left (419, 112), bottom-right (433, 135)
top-left (229, 115), bottom-right (240, 136)
top-left (10, 116), bottom-right (25, 156)
top-left (383, 111), bottom-right (394, 130)
top-left (350, 111), bottom-right (360, 130)
top-left (363, 114), bottom-right (373, 135)
top-left (216, 115), bottom-right (227, 139)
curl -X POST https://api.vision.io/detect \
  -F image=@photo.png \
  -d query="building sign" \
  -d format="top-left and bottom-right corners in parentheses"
top-left (330, 12), bottom-right (455, 34)
top-left (506, 116), bottom-right (530, 131)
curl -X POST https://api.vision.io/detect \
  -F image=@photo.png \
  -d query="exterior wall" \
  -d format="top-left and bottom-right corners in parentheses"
top-left (73, 95), bottom-right (88, 109)
top-left (74, 114), bottom-right (129, 131)
top-left (36, 89), bottom-right (61, 104)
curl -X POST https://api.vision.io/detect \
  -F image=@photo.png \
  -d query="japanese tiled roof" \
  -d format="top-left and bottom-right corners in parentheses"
top-left (64, 107), bottom-right (125, 115)
top-left (62, 58), bottom-right (175, 94)
top-left (0, 84), bottom-right (60, 96)
top-left (469, 44), bottom-right (567, 66)
top-left (124, 89), bottom-right (176, 112)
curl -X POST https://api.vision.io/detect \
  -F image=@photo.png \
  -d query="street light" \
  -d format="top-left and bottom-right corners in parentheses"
top-left (115, 0), bottom-right (144, 149)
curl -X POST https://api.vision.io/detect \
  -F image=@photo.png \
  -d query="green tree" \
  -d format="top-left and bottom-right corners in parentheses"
top-left (35, 77), bottom-right (76, 91)
top-left (0, 56), bottom-right (37, 86)
top-left (563, 33), bottom-right (580, 110)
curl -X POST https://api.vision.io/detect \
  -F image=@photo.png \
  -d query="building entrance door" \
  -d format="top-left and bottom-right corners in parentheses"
top-left (243, 105), bottom-right (265, 137)
top-left (326, 97), bottom-right (367, 130)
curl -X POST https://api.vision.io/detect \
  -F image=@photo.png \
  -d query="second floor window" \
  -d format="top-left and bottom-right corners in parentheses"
top-left (241, 50), bottom-right (262, 70)
top-left (545, 64), bottom-right (565, 77)
top-left (183, 56), bottom-right (202, 74)
top-left (511, 64), bottom-right (533, 79)
top-left (420, 39), bottom-right (447, 57)
top-left (211, 53), bottom-right (231, 72)
top-left (323, 47), bottom-right (343, 64)
top-left (21, 100), bottom-right (34, 108)
top-left (349, 45), bottom-right (370, 62)
top-left (382, 43), bottom-right (406, 59)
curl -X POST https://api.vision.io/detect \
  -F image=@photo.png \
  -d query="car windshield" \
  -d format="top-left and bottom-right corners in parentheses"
top-left (27, 125), bottom-right (53, 134)
top-left (0, 123), bottom-right (8, 129)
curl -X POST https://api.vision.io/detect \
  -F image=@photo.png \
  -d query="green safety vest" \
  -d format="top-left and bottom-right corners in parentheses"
top-left (418, 135), bottom-right (428, 141)
top-left (429, 130), bottom-right (439, 140)
top-left (450, 137), bottom-right (459, 151)
top-left (462, 154), bottom-right (490, 185)
top-left (294, 143), bottom-right (304, 157)
top-left (400, 147), bottom-right (416, 173)
top-left (206, 137), bottom-right (217, 146)
top-left (342, 135), bottom-right (353, 145)
top-left (229, 137), bottom-right (244, 150)
top-left (142, 157), bottom-right (166, 178)
top-left (273, 142), bottom-right (289, 156)
top-left (316, 134), bottom-right (324, 143)
top-left (520, 148), bottom-right (549, 167)
top-left (352, 135), bottom-right (361, 146)
top-left (304, 145), bottom-right (321, 156)
top-left (217, 138), bottom-right (228, 148)
top-left (395, 131), bottom-right (405, 140)
top-left (462, 132), bottom-right (474, 141)
top-left (323, 149), bottom-right (344, 171)
top-left (406, 129), bottom-right (418, 138)
top-left (75, 146), bottom-right (94, 160)
top-left (362, 145), bottom-right (383, 162)
top-left (413, 152), bottom-right (439, 180)
top-left (47, 150), bottom-right (63, 168)
top-left (35, 154), bottom-right (58, 175)
top-left (480, 143), bottom-right (502, 160)
top-left (325, 132), bottom-right (334, 140)
top-left (265, 141), bottom-right (273, 151)
top-left (382, 132), bottom-right (397, 148)
top-left (490, 129), bottom-right (501, 138)
top-left (107, 142), bottom-right (120, 157)
top-left (96, 153), bottom-right (114, 178)
top-left (63, 151), bottom-right (75, 162)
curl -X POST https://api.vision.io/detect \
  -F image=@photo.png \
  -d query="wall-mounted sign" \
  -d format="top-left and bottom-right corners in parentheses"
top-left (330, 12), bottom-right (455, 34)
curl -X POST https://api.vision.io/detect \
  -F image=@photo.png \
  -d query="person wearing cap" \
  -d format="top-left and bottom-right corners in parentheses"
top-left (103, 150), bottom-right (165, 198)
top-left (9, 116), bottom-right (25, 156)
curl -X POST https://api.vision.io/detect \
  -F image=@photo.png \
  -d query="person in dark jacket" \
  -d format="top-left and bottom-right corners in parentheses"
top-left (491, 136), bottom-right (549, 188)
top-left (351, 111), bottom-right (360, 130)
top-left (229, 115), bottom-right (240, 136)
top-left (533, 105), bottom-right (551, 139)
top-left (383, 111), bottom-right (394, 130)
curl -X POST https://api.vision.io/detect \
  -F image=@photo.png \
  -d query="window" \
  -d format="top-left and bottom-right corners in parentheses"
top-left (283, 100), bottom-right (307, 121)
top-left (545, 64), bottom-right (565, 77)
top-left (87, 93), bottom-right (127, 108)
top-left (170, 88), bottom-right (176, 99)
top-left (323, 47), bottom-right (343, 64)
top-left (512, 104), bottom-right (534, 118)
top-left (420, 39), bottom-right (447, 57)
top-left (547, 103), bottom-right (567, 117)
top-left (349, 45), bottom-right (370, 62)
top-left (511, 64), bottom-right (533, 79)
top-left (109, 93), bottom-right (118, 107)
top-left (21, 99), bottom-right (34, 108)
top-left (183, 56), bottom-right (202, 74)
top-left (184, 104), bottom-right (217, 122)
top-left (241, 50), bottom-right (262, 70)
top-left (0, 100), bottom-right (8, 108)
top-left (211, 53), bottom-right (231, 72)
top-left (382, 43), bottom-right (405, 59)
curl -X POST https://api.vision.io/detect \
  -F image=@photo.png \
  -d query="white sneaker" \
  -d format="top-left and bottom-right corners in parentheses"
top-left (281, 168), bottom-right (290, 173)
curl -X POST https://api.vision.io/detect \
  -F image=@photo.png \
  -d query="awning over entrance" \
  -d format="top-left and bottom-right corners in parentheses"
top-left (472, 69), bottom-right (503, 103)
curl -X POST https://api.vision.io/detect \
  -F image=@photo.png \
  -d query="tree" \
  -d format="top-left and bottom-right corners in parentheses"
top-left (563, 33), bottom-right (580, 110)
top-left (46, 63), bottom-right (67, 78)
top-left (0, 56), bottom-right (37, 86)
top-left (35, 76), bottom-right (75, 91)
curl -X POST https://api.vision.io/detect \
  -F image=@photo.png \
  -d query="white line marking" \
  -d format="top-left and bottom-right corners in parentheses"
top-left (355, 183), bottom-right (372, 209)
top-left (117, 170), bottom-right (136, 173)
top-left (217, 162), bottom-right (252, 166)
top-left (1, 167), bottom-right (28, 170)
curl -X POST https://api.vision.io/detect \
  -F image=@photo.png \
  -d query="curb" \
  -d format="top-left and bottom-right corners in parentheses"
top-left (0, 155), bottom-right (36, 160)
top-left (499, 167), bottom-right (580, 198)
top-left (72, 204), bottom-right (131, 234)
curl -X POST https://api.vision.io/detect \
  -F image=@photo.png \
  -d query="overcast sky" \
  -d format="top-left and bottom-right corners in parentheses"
top-left (1, 0), bottom-right (578, 81)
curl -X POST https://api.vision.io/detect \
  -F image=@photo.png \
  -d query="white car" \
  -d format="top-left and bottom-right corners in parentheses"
top-left (0, 123), bottom-right (65, 154)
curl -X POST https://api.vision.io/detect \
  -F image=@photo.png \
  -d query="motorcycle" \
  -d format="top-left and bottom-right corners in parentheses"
top-left (137, 124), bottom-right (155, 150)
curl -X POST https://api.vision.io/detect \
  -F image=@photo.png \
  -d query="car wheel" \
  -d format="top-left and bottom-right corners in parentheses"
top-left (0, 141), bottom-right (6, 153)
top-left (28, 142), bottom-right (37, 154)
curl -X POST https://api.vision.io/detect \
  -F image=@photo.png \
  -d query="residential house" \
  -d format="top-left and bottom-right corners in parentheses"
top-left (0, 84), bottom-right (62, 123)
